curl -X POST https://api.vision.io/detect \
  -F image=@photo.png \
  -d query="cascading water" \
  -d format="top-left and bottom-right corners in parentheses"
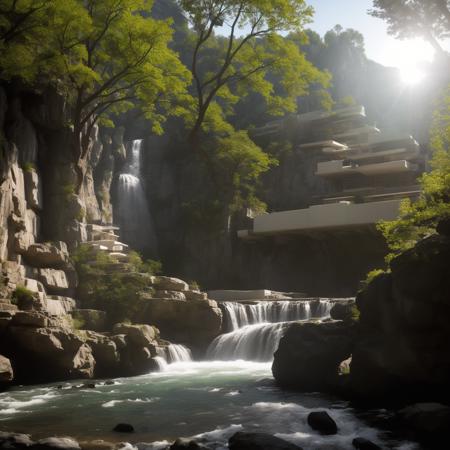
top-left (207, 299), bottom-right (335, 362)
top-left (166, 344), bottom-right (193, 363)
top-left (116, 139), bottom-right (157, 255)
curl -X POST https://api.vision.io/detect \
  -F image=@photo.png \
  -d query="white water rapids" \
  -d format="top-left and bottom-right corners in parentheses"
top-left (206, 299), bottom-right (333, 362)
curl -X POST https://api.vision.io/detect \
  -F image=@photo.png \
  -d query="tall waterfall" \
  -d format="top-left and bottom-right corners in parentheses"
top-left (116, 139), bottom-right (157, 255)
top-left (207, 299), bottom-right (334, 362)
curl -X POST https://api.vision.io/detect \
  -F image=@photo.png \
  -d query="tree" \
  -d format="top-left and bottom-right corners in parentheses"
top-left (378, 85), bottom-right (450, 261)
top-left (369, 0), bottom-right (450, 55)
top-left (0, 0), bottom-right (191, 192)
top-left (180, 0), bottom-right (329, 142)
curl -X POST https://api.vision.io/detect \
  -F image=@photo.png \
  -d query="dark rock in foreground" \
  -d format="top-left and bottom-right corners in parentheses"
top-left (112, 423), bottom-right (134, 433)
top-left (307, 411), bottom-right (338, 435)
top-left (170, 438), bottom-right (209, 449)
top-left (272, 321), bottom-right (353, 392)
top-left (352, 234), bottom-right (450, 404)
top-left (229, 432), bottom-right (303, 450)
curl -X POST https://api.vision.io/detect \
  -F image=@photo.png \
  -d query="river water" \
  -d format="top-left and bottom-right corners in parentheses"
top-left (0, 300), bottom-right (418, 448)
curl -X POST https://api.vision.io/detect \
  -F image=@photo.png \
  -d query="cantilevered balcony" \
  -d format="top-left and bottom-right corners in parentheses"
top-left (316, 159), bottom-right (418, 177)
top-left (238, 199), bottom-right (404, 238)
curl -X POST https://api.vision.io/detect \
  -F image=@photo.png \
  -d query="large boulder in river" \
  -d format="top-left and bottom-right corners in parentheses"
top-left (229, 432), bottom-right (303, 450)
top-left (6, 326), bottom-right (95, 382)
top-left (0, 355), bottom-right (13, 384)
top-left (351, 234), bottom-right (450, 403)
top-left (272, 321), bottom-right (354, 392)
top-left (138, 295), bottom-right (222, 351)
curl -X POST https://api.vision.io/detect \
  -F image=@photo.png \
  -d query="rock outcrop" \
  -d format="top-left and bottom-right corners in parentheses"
top-left (351, 232), bottom-right (450, 404)
top-left (272, 321), bottom-right (354, 392)
top-left (0, 355), bottom-right (13, 386)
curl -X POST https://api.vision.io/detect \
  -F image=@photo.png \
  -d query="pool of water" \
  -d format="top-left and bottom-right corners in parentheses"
top-left (0, 361), bottom-right (418, 449)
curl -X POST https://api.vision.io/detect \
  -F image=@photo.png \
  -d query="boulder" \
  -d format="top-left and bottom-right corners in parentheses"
top-left (37, 268), bottom-right (70, 295)
top-left (112, 323), bottom-right (158, 347)
top-left (307, 411), bottom-right (338, 435)
top-left (81, 331), bottom-right (120, 377)
top-left (138, 296), bottom-right (222, 350)
top-left (7, 326), bottom-right (95, 382)
top-left (73, 309), bottom-right (107, 332)
top-left (0, 355), bottom-right (13, 383)
top-left (229, 432), bottom-right (303, 450)
top-left (351, 234), bottom-right (450, 403)
top-left (24, 243), bottom-right (69, 268)
top-left (330, 300), bottom-right (356, 322)
top-left (185, 290), bottom-right (208, 301)
top-left (154, 276), bottom-right (188, 292)
top-left (272, 321), bottom-right (353, 392)
top-left (11, 311), bottom-right (48, 327)
top-left (33, 437), bottom-right (80, 450)
top-left (170, 438), bottom-right (208, 450)
top-left (0, 431), bottom-right (34, 449)
top-left (153, 290), bottom-right (187, 301)
top-left (112, 424), bottom-right (134, 433)
top-left (397, 403), bottom-right (450, 444)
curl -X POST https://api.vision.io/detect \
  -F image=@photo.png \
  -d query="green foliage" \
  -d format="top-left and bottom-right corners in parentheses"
top-left (181, 0), bottom-right (330, 138)
top-left (22, 162), bottom-right (35, 172)
top-left (71, 313), bottom-right (85, 330)
top-left (0, 0), bottom-right (191, 161)
top-left (188, 280), bottom-right (200, 291)
top-left (378, 85), bottom-right (450, 262)
top-left (11, 285), bottom-right (34, 305)
top-left (363, 268), bottom-right (388, 288)
top-left (72, 245), bottom-right (160, 324)
top-left (214, 130), bottom-right (277, 212)
top-left (128, 250), bottom-right (162, 275)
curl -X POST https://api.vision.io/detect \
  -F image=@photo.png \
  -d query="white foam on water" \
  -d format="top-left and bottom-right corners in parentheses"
top-left (0, 392), bottom-right (56, 415)
top-left (102, 398), bottom-right (159, 408)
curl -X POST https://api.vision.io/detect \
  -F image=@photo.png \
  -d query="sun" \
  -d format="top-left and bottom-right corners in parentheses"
top-left (400, 66), bottom-right (426, 85)
top-left (384, 38), bottom-right (435, 86)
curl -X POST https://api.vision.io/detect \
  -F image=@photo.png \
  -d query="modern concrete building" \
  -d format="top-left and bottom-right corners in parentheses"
top-left (240, 105), bottom-right (424, 238)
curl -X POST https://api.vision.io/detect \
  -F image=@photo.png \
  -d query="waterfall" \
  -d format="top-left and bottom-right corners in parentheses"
top-left (221, 300), bottom-right (334, 332)
top-left (116, 139), bottom-right (157, 255)
top-left (166, 344), bottom-right (193, 363)
top-left (206, 323), bottom-right (287, 362)
top-left (208, 299), bottom-right (336, 362)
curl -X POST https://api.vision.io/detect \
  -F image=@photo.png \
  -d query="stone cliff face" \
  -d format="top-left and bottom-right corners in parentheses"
top-left (137, 133), bottom-right (387, 297)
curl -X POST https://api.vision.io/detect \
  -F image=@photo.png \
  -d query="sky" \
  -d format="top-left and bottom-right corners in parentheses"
top-left (307, 0), bottom-right (445, 71)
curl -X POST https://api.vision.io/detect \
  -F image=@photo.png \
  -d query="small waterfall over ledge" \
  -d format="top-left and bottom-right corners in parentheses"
top-left (166, 344), bottom-right (193, 363)
top-left (116, 139), bottom-right (157, 255)
top-left (207, 299), bottom-right (335, 362)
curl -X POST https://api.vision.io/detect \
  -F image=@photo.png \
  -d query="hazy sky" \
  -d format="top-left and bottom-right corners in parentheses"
top-left (308, 0), bottom-right (441, 68)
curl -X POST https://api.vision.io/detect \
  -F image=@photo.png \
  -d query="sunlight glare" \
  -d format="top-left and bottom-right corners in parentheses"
top-left (383, 38), bottom-right (435, 86)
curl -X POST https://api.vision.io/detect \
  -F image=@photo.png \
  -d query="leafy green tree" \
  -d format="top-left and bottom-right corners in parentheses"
top-left (180, 0), bottom-right (330, 141)
top-left (0, 0), bottom-right (191, 193)
top-left (214, 130), bottom-right (277, 212)
top-left (370, 0), bottom-right (450, 55)
top-left (378, 85), bottom-right (450, 261)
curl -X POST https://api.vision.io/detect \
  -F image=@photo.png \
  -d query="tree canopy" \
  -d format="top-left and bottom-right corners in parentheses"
top-left (370, 0), bottom-right (450, 54)
top-left (0, 0), bottom-right (191, 189)
top-left (180, 0), bottom-right (330, 140)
